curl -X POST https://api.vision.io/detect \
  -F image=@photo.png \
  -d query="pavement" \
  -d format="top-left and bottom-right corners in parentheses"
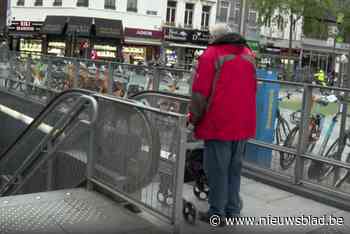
top-left (173, 176), bottom-right (350, 234)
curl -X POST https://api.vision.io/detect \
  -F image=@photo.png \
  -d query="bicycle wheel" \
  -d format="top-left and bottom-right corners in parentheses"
top-left (310, 139), bottom-right (340, 181)
top-left (276, 116), bottom-right (290, 145)
top-left (280, 127), bottom-right (299, 170)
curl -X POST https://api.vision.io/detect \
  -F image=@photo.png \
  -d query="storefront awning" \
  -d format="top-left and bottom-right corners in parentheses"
top-left (125, 37), bottom-right (162, 46)
top-left (167, 43), bottom-right (207, 50)
top-left (41, 16), bottom-right (67, 35)
top-left (94, 18), bottom-right (123, 39)
top-left (66, 16), bottom-right (92, 37)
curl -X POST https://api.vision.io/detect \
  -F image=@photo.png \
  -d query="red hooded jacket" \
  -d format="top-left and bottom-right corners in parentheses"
top-left (189, 34), bottom-right (257, 141)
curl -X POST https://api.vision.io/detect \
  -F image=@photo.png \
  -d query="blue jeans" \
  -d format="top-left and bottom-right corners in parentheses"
top-left (203, 140), bottom-right (245, 217)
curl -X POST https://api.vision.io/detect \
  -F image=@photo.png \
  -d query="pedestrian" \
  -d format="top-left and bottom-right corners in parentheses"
top-left (188, 23), bottom-right (257, 224)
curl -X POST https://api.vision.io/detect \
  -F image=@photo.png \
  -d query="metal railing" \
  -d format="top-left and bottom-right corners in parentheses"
top-left (3, 49), bottom-right (350, 226)
top-left (0, 87), bottom-right (188, 234)
top-left (0, 89), bottom-right (98, 196)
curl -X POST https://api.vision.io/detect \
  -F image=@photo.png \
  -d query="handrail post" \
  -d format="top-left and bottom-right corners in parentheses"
top-left (73, 59), bottom-right (80, 88)
top-left (107, 62), bottom-right (113, 95)
top-left (294, 84), bottom-right (313, 184)
top-left (25, 56), bottom-right (32, 96)
top-left (153, 67), bottom-right (161, 92)
top-left (86, 98), bottom-right (98, 191)
top-left (172, 115), bottom-right (187, 234)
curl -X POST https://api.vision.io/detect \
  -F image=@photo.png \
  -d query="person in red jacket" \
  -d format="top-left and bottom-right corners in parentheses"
top-left (189, 23), bottom-right (257, 224)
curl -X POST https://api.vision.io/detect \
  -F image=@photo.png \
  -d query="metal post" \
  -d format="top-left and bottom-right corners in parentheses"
top-left (173, 116), bottom-right (187, 234)
top-left (335, 59), bottom-right (350, 184)
top-left (73, 59), bottom-right (80, 88)
top-left (153, 67), bottom-right (161, 92)
top-left (108, 62), bottom-right (113, 95)
top-left (294, 84), bottom-right (313, 184)
top-left (46, 141), bottom-right (54, 191)
top-left (25, 56), bottom-right (32, 96)
top-left (86, 102), bottom-right (98, 191)
top-left (239, 0), bottom-right (248, 36)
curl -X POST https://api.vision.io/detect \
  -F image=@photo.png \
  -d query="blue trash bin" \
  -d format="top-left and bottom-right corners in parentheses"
top-left (245, 69), bottom-right (279, 168)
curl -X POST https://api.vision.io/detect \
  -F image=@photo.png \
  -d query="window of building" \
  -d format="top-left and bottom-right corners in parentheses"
top-left (217, 0), bottom-right (230, 22)
top-left (77, 0), bottom-right (89, 7)
top-left (127, 0), bottom-right (138, 12)
top-left (17, 0), bottom-right (25, 6)
top-left (34, 0), bottom-right (43, 6)
top-left (248, 8), bottom-right (257, 26)
top-left (201, 6), bottom-right (211, 30)
top-left (184, 3), bottom-right (194, 28)
top-left (166, 1), bottom-right (177, 26)
top-left (53, 0), bottom-right (62, 6)
top-left (234, 1), bottom-right (241, 25)
top-left (105, 0), bottom-right (116, 10)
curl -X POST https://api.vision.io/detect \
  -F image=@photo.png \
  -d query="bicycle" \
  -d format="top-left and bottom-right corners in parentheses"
top-left (275, 92), bottom-right (292, 146)
top-left (307, 95), bottom-right (350, 186)
top-left (280, 96), bottom-right (327, 170)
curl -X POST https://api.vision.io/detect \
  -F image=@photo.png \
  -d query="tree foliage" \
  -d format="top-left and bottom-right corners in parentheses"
top-left (252, 0), bottom-right (336, 37)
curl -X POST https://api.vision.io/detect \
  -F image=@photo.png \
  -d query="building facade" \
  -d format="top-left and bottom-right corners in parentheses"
top-left (215, 0), bottom-right (259, 49)
top-left (7, 0), bottom-right (166, 62)
top-left (161, 0), bottom-right (217, 68)
top-left (6, 0), bottom-right (218, 66)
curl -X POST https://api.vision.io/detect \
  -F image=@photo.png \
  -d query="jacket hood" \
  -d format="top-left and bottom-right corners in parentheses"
top-left (210, 33), bottom-right (247, 47)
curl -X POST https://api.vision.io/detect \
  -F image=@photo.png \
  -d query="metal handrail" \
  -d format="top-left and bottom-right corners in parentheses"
top-left (0, 89), bottom-right (98, 196)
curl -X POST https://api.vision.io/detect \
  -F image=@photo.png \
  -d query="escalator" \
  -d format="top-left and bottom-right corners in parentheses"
top-left (0, 89), bottom-right (98, 196)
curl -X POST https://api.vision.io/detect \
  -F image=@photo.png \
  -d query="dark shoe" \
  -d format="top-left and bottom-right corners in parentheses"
top-left (198, 211), bottom-right (225, 227)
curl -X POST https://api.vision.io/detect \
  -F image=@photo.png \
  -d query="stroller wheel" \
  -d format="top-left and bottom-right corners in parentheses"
top-left (183, 200), bottom-right (197, 225)
top-left (165, 194), bottom-right (174, 206)
top-left (157, 190), bottom-right (165, 204)
top-left (193, 182), bottom-right (209, 201)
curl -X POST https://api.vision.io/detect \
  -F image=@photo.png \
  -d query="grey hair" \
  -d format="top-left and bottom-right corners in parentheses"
top-left (209, 23), bottom-right (233, 39)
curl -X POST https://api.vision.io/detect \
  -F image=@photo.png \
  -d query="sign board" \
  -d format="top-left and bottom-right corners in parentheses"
top-left (163, 27), bottom-right (210, 45)
top-left (8, 21), bottom-right (43, 33)
top-left (125, 28), bottom-right (162, 39)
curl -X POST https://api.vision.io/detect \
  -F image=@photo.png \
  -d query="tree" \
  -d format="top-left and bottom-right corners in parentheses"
top-left (252, 0), bottom-right (335, 79)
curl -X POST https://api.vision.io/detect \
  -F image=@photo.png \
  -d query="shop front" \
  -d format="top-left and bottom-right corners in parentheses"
top-left (8, 21), bottom-right (44, 57)
top-left (40, 16), bottom-right (124, 60)
top-left (93, 18), bottom-right (124, 61)
top-left (41, 16), bottom-right (68, 56)
top-left (123, 28), bottom-right (163, 64)
top-left (162, 27), bottom-right (209, 69)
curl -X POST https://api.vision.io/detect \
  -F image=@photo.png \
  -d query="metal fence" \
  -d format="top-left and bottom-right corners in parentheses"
top-left (3, 49), bottom-right (350, 222)
top-left (0, 88), bottom-right (187, 234)
top-left (0, 50), bottom-right (192, 104)
top-left (131, 81), bottom-right (350, 211)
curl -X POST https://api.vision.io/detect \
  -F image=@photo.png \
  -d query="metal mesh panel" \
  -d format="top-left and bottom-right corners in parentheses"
top-left (93, 97), bottom-right (182, 218)
top-left (0, 94), bottom-right (89, 191)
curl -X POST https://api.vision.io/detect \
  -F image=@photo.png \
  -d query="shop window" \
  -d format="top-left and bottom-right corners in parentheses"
top-left (217, 0), bottom-right (230, 23)
top-left (34, 0), bottom-right (43, 6)
top-left (127, 0), bottom-right (138, 12)
top-left (166, 1), bottom-right (177, 26)
top-left (184, 3), bottom-right (194, 28)
top-left (53, 0), bottom-right (62, 6)
top-left (201, 6), bottom-right (211, 30)
top-left (17, 0), bottom-right (25, 6)
top-left (105, 0), bottom-right (116, 10)
top-left (77, 0), bottom-right (89, 7)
